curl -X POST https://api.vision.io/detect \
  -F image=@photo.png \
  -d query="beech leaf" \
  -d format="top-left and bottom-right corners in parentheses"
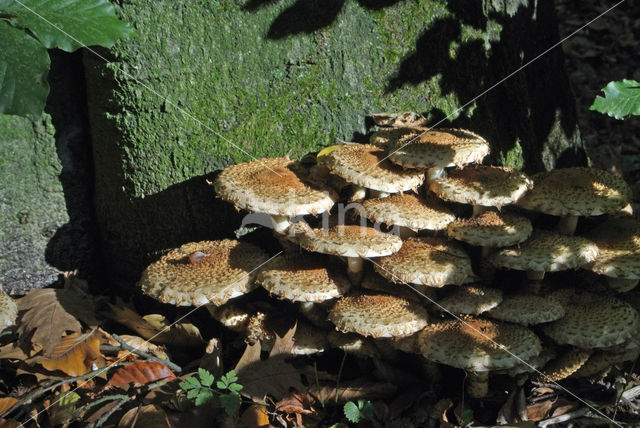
top-left (36, 331), bottom-right (102, 376)
top-left (590, 79), bottom-right (640, 119)
top-left (107, 361), bottom-right (176, 389)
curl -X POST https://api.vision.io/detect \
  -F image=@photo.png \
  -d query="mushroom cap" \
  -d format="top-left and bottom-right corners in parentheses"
top-left (572, 347), bottom-right (640, 378)
top-left (293, 225), bottom-right (403, 258)
top-left (517, 167), bottom-right (633, 217)
top-left (417, 317), bottom-right (542, 372)
top-left (321, 144), bottom-right (424, 193)
top-left (585, 218), bottom-right (640, 279)
top-left (533, 347), bottom-right (592, 382)
top-left (438, 285), bottom-right (503, 315)
top-left (375, 237), bottom-right (474, 287)
top-left (486, 294), bottom-right (565, 325)
top-left (213, 157), bottom-right (337, 216)
top-left (369, 127), bottom-right (424, 149)
top-left (361, 271), bottom-right (434, 303)
top-left (447, 211), bottom-right (533, 247)
top-left (490, 229), bottom-right (599, 273)
top-left (291, 321), bottom-right (328, 355)
top-left (138, 240), bottom-right (268, 306)
top-left (362, 194), bottom-right (456, 231)
top-left (0, 289), bottom-right (17, 331)
top-left (328, 293), bottom-right (429, 338)
top-left (328, 331), bottom-right (381, 358)
top-left (540, 288), bottom-right (640, 348)
top-left (256, 254), bottom-right (351, 302)
top-left (207, 302), bottom-right (251, 333)
top-left (388, 128), bottom-right (490, 169)
top-left (429, 166), bottom-right (533, 208)
top-left (371, 112), bottom-right (428, 128)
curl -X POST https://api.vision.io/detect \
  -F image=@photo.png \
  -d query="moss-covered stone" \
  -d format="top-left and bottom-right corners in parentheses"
top-left (84, 0), bottom-right (586, 286)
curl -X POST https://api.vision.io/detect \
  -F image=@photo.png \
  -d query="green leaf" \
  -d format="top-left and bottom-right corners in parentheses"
top-left (180, 376), bottom-right (201, 390)
top-left (194, 389), bottom-right (214, 407)
top-left (228, 383), bottom-right (243, 393)
top-left (218, 392), bottom-right (241, 415)
top-left (0, 21), bottom-right (49, 116)
top-left (343, 401), bottom-right (360, 423)
top-left (357, 399), bottom-right (375, 421)
top-left (590, 79), bottom-right (640, 120)
top-left (186, 389), bottom-right (200, 400)
top-left (198, 368), bottom-right (214, 388)
top-left (1, 0), bottom-right (134, 52)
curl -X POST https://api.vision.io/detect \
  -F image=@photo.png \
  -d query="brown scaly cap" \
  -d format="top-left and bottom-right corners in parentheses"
top-left (388, 128), bottom-right (490, 169)
top-left (322, 144), bottom-right (424, 193)
top-left (139, 240), bottom-right (268, 306)
top-left (487, 294), bottom-right (565, 325)
top-left (585, 218), bottom-right (640, 280)
top-left (293, 225), bottom-right (403, 258)
top-left (438, 285), bottom-right (503, 315)
top-left (417, 317), bottom-right (542, 371)
top-left (328, 293), bottom-right (429, 338)
top-left (256, 254), bottom-right (351, 303)
top-left (213, 157), bottom-right (337, 216)
top-left (369, 127), bottom-right (424, 149)
top-left (375, 237), bottom-right (473, 287)
top-left (541, 288), bottom-right (640, 348)
top-left (362, 194), bottom-right (456, 231)
top-left (532, 347), bottom-right (592, 382)
top-left (517, 167), bottom-right (633, 217)
top-left (572, 347), bottom-right (640, 379)
top-left (429, 166), bottom-right (533, 208)
top-left (447, 211), bottom-right (533, 247)
top-left (361, 271), bottom-right (433, 303)
top-left (490, 229), bottom-right (599, 273)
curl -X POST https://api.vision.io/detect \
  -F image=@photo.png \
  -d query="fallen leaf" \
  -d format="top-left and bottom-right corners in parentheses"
top-left (17, 285), bottom-right (98, 355)
top-left (309, 378), bottom-right (396, 406)
top-left (0, 343), bottom-right (28, 361)
top-left (115, 335), bottom-right (169, 362)
top-left (118, 404), bottom-right (172, 428)
top-left (46, 391), bottom-right (81, 426)
top-left (239, 405), bottom-right (270, 428)
top-left (0, 398), bottom-right (17, 415)
top-left (497, 387), bottom-right (526, 424)
top-left (36, 331), bottom-right (102, 376)
top-left (275, 391), bottom-right (316, 428)
top-left (107, 361), bottom-right (176, 390)
top-left (551, 403), bottom-right (577, 417)
top-left (0, 420), bottom-right (20, 428)
top-left (525, 400), bottom-right (554, 421)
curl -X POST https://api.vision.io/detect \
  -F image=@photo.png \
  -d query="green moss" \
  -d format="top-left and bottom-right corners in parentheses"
top-left (499, 140), bottom-right (525, 170)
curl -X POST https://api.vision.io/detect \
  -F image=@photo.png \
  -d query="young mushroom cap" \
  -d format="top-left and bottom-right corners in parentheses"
top-left (532, 347), bottom-right (592, 382)
top-left (438, 285), bottom-right (503, 315)
top-left (429, 166), bottom-right (533, 209)
top-left (490, 229), bottom-right (599, 273)
top-left (138, 240), bottom-right (268, 306)
top-left (540, 288), bottom-right (640, 348)
top-left (486, 294), bottom-right (565, 325)
top-left (321, 144), bottom-right (425, 194)
top-left (362, 194), bottom-right (456, 232)
top-left (387, 128), bottom-right (490, 169)
top-left (328, 293), bottom-right (429, 338)
top-left (417, 317), bottom-right (542, 372)
top-left (375, 237), bottom-right (474, 287)
top-left (256, 254), bottom-right (351, 303)
top-left (447, 211), bottom-right (533, 247)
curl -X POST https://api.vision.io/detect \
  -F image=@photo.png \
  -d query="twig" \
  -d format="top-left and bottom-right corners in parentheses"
top-left (622, 385), bottom-right (640, 401)
top-left (85, 396), bottom-right (129, 428)
top-left (100, 333), bottom-right (182, 373)
top-left (538, 407), bottom-right (595, 427)
top-left (81, 394), bottom-right (130, 413)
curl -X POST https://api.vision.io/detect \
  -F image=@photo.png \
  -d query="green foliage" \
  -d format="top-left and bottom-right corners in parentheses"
top-left (343, 399), bottom-right (375, 423)
top-left (590, 79), bottom-right (640, 120)
top-left (0, 0), bottom-right (133, 116)
top-left (179, 369), bottom-right (243, 415)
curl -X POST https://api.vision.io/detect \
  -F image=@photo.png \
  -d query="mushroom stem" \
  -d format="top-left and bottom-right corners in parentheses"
top-left (346, 257), bottom-right (364, 285)
top-left (351, 185), bottom-right (367, 202)
top-left (271, 215), bottom-right (291, 234)
top-left (472, 205), bottom-right (491, 217)
top-left (525, 270), bottom-right (544, 294)
top-left (606, 277), bottom-right (639, 293)
top-left (557, 215), bottom-right (578, 236)
top-left (397, 225), bottom-right (417, 239)
top-left (426, 166), bottom-right (446, 184)
top-left (466, 371), bottom-right (489, 398)
top-left (369, 189), bottom-right (390, 198)
top-left (526, 270), bottom-right (545, 281)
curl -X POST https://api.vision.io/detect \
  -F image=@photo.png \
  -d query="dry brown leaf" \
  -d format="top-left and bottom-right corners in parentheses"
top-left (35, 331), bottom-right (102, 376)
top-left (106, 301), bottom-right (203, 347)
top-left (0, 343), bottom-right (29, 361)
top-left (116, 335), bottom-right (169, 362)
top-left (239, 405), bottom-right (271, 428)
top-left (274, 392), bottom-right (315, 428)
top-left (17, 285), bottom-right (98, 355)
top-left (525, 400), bottom-right (554, 422)
top-left (309, 378), bottom-right (396, 406)
top-left (107, 361), bottom-right (176, 390)
top-left (118, 404), bottom-right (172, 428)
top-left (0, 398), bottom-right (17, 415)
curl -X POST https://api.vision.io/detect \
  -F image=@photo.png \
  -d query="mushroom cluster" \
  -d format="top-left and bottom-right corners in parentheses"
top-left (135, 114), bottom-right (639, 401)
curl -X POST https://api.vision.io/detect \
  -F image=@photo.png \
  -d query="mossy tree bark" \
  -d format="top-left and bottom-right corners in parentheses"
top-left (83, 0), bottom-right (586, 287)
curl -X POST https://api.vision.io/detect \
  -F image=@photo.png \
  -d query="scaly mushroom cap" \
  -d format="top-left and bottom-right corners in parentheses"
top-left (517, 167), bottom-right (633, 217)
top-left (541, 288), bottom-right (640, 348)
top-left (388, 128), bottom-right (490, 169)
top-left (256, 254), bottom-right (351, 302)
top-left (321, 144), bottom-right (424, 193)
top-left (0, 288), bottom-right (17, 331)
top-left (532, 347), bottom-right (592, 382)
top-left (362, 194), bottom-right (456, 231)
top-left (417, 317), bottom-right (542, 371)
top-left (213, 157), bottom-right (337, 216)
top-left (361, 271), bottom-right (434, 303)
top-left (429, 166), bottom-right (532, 208)
top-left (447, 211), bottom-right (533, 247)
top-left (139, 240), bottom-right (268, 306)
top-left (490, 230), bottom-right (599, 273)
top-left (291, 321), bottom-right (328, 356)
top-left (328, 331), bottom-right (381, 358)
top-left (293, 225), bottom-right (403, 258)
top-left (207, 302), bottom-right (251, 333)
top-left (369, 127), bottom-right (424, 149)
top-left (328, 293), bottom-right (429, 338)
top-left (585, 218), bottom-right (640, 280)
top-left (572, 347), bottom-right (640, 379)
top-left (487, 294), bottom-right (565, 325)
top-left (438, 285), bottom-right (503, 315)
top-left (375, 237), bottom-right (473, 287)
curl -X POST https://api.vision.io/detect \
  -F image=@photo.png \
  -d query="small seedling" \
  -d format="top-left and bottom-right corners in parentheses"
top-left (343, 399), bottom-right (375, 423)
top-left (179, 368), bottom-right (243, 415)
